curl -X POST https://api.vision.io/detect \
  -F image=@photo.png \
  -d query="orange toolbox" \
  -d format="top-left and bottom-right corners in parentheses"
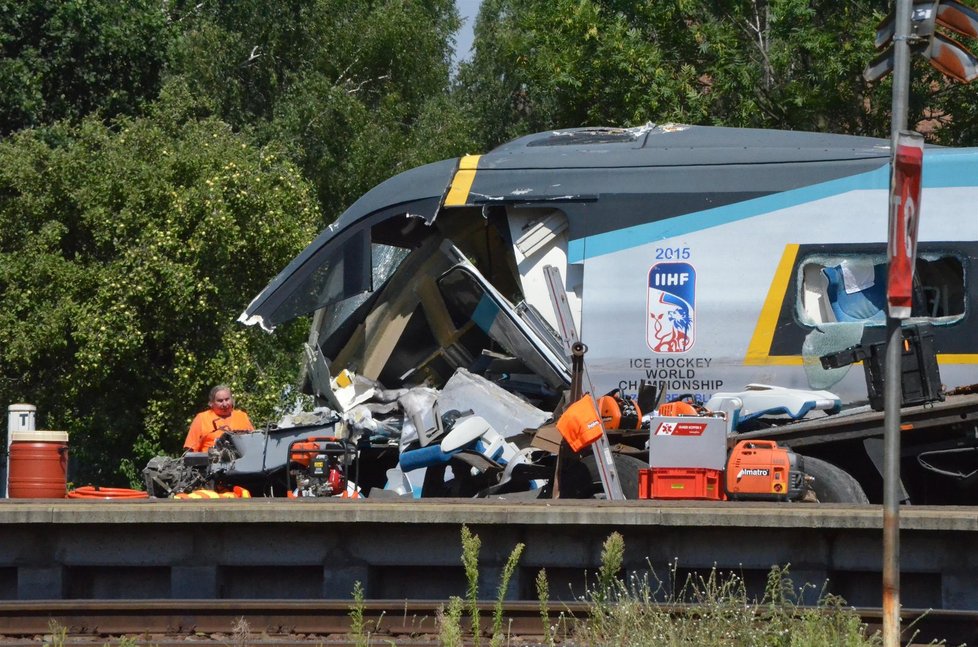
top-left (639, 467), bottom-right (726, 501)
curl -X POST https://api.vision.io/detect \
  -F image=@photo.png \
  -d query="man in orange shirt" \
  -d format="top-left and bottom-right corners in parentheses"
top-left (183, 384), bottom-right (255, 452)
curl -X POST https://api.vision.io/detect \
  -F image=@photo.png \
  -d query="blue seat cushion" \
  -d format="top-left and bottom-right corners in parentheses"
top-left (821, 264), bottom-right (887, 323)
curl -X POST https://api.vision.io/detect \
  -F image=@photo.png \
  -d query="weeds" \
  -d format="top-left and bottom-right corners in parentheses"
top-left (229, 616), bottom-right (251, 647)
top-left (42, 620), bottom-right (67, 647)
top-left (447, 526), bottom-right (883, 646)
top-left (438, 595), bottom-right (465, 647)
top-left (350, 580), bottom-right (369, 647)
top-left (44, 620), bottom-right (163, 647)
top-left (588, 531), bottom-right (625, 640)
top-left (536, 568), bottom-right (555, 647)
top-left (461, 524), bottom-right (482, 645)
top-left (574, 546), bottom-right (885, 647)
top-left (490, 541), bottom-right (525, 647)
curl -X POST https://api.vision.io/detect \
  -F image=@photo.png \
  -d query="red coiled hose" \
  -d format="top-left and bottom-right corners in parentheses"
top-left (66, 486), bottom-right (149, 499)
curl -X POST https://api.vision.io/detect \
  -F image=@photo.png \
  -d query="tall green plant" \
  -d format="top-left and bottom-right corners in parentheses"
top-left (438, 596), bottom-right (465, 647)
top-left (349, 580), bottom-right (368, 647)
top-left (490, 542), bottom-right (525, 647)
top-left (460, 524), bottom-right (482, 646)
top-left (535, 568), bottom-right (555, 647)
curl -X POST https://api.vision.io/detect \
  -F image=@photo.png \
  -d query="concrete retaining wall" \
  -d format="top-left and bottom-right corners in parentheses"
top-left (0, 498), bottom-right (974, 608)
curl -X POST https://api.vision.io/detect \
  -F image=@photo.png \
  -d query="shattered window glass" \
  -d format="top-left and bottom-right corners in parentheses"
top-left (798, 251), bottom-right (965, 390)
top-left (372, 243), bottom-right (411, 288)
top-left (266, 229), bottom-right (371, 328)
top-left (797, 252), bottom-right (965, 326)
top-left (316, 243), bottom-right (410, 343)
top-left (802, 322), bottom-right (867, 390)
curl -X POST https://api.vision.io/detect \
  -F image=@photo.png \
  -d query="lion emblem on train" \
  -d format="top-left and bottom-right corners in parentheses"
top-left (647, 262), bottom-right (695, 353)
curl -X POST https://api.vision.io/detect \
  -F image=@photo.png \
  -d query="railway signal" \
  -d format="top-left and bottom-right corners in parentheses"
top-left (865, 0), bottom-right (978, 82)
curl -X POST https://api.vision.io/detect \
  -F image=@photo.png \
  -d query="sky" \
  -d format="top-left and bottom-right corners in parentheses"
top-left (455, 0), bottom-right (481, 63)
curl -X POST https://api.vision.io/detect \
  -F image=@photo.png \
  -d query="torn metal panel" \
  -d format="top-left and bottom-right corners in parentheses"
top-left (437, 369), bottom-right (551, 440)
top-left (505, 208), bottom-right (581, 341)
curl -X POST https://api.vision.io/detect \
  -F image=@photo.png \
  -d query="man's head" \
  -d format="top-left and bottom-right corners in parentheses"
top-left (209, 384), bottom-right (235, 416)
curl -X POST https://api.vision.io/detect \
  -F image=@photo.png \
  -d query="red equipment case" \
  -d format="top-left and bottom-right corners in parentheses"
top-left (638, 467), bottom-right (726, 500)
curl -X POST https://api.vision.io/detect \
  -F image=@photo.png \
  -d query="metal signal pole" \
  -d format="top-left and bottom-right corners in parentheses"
top-left (884, 2), bottom-right (912, 645)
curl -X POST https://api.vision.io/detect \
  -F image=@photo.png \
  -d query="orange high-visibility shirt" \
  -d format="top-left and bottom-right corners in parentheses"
top-left (183, 408), bottom-right (254, 452)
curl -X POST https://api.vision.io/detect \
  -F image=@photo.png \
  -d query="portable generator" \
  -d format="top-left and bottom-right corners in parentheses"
top-left (286, 436), bottom-right (356, 497)
top-left (725, 440), bottom-right (806, 501)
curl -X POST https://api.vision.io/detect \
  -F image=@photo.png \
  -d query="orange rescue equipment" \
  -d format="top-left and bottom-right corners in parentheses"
top-left (556, 395), bottom-right (604, 452)
top-left (657, 401), bottom-right (699, 417)
top-left (725, 440), bottom-right (794, 499)
top-left (597, 389), bottom-right (642, 430)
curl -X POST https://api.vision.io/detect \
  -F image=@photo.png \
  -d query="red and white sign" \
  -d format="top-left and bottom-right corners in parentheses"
top-left (887, 131), bottom-right (925, 319)
top-left (654, 421), bottom-right (708, 436)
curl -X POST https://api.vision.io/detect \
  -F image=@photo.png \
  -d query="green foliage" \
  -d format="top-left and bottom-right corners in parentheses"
top-left (535, 567), bottom-right (556, 647)
top-left (167, 0), bottom-right (470, 217)
top-left (490, 541), bottom-right (525, 647)
top-left (578, 541), bottom-right (883, 647)
top-left (169, 0), bottom-right (458, 125)
top-left (0, 0), bottom-right (173, 134)
top-left (589, 530), bottom-right (626, 639)
top-left (350, 580), bottom-right (368, 647)
top-left (42, 619), bottom-right (67, 647)
top-left (458, 0), bottom-right (978, 149)
top-left (439, 595), bottom-right (465, 647)
top-left (0, 91), bottom-right (319, 484)
top-left (460, 524), bottom-right (482, 645)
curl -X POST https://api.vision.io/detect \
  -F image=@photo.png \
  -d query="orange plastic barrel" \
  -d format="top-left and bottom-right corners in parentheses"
top-left (8, 430), bottom-right (68, 498)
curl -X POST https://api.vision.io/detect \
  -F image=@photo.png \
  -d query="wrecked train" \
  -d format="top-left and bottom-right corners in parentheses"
top-left (178, 123), bottom-right (978, 505)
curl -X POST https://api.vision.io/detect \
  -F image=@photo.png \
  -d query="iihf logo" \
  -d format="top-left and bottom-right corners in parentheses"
top-left (647, 262), bottom-right (695, 352)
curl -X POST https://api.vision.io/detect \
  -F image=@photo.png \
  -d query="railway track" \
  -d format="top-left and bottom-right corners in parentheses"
top-left (0, 600), bottom-right (974, 645)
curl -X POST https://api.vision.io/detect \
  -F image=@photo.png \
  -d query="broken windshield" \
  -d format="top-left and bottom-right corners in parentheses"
top-left (315, 243), bottom-right (411, 343)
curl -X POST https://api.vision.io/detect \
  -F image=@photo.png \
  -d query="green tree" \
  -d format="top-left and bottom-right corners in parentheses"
top-left (0, 0), bottom-right (478, 486)
top-left (0, 84), bottom-right (320, 484)
top-left (457, 0), bottom-right (978, 149)
top-left (168, 0), bottom-right (469, 217)
top-left (0, 0), bottom-right (174, 134)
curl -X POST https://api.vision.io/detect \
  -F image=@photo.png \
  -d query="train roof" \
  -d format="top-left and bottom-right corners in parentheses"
top-left (239, 124), bottom-right (898, 331)
top-left (486, 123), bottom-right (892, 167)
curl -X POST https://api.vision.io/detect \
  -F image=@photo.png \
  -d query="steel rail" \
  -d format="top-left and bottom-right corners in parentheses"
top-left (0, 600), bottom-right (974, 645)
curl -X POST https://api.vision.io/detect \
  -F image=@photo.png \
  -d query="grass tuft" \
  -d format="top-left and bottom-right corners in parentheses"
top-left (461, 524), bottom-right (482, 645)
top-left (438, 595), bottom-right (465, 647)
top-left (349, 580), bottom-right (369, 647)
top-left (490, 541), bottom-right (525, 647)
top-left (576, 537), bottom-right (885, 646)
